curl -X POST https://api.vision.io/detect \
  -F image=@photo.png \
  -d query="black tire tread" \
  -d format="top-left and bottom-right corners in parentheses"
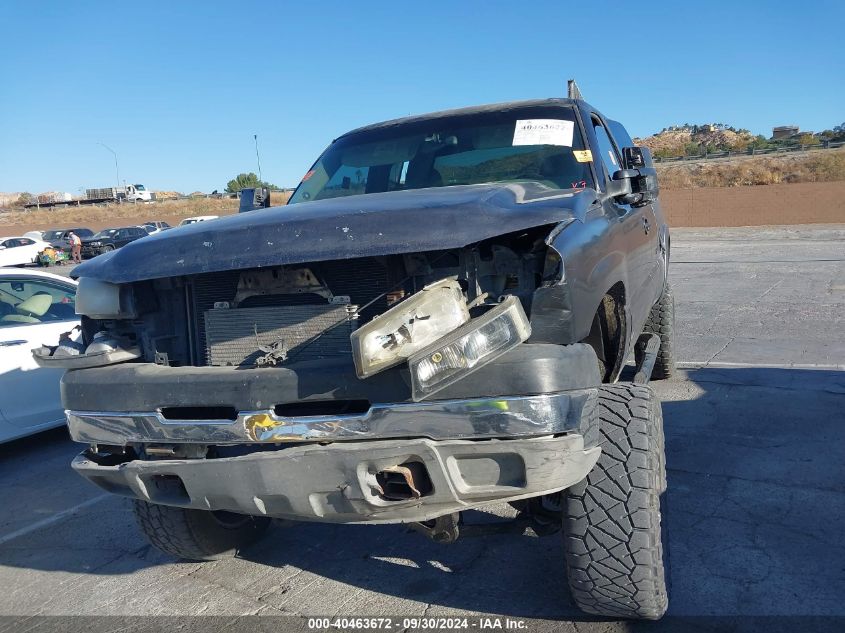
top-left (642, 284), bottom-right (675, 379)
top-left (133, 501), bottom-right (270, 561)
top-left (563, 383), bottom-right (668, 620)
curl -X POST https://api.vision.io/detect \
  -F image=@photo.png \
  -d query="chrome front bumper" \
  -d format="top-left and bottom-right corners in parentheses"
top-left (67, 389), bottom-right (597, 445)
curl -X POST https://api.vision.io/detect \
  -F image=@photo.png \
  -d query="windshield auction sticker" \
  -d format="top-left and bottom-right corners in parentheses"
top-left (512, 119), bottom-right (574, 147)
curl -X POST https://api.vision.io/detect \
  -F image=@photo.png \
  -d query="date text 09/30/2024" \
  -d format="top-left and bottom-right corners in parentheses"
top-left (307, 617), bottom-right (528, 630)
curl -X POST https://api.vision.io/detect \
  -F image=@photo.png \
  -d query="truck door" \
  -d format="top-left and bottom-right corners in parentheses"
top-left (590, 115), bottom-right (659, 333)
top-left (607, 118), bottom-right (667, 293)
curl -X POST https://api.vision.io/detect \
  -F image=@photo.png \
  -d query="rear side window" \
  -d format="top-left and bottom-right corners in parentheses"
top-left (592, 117), bottom-right (621, 182)
top-left (607, 120), bottom-right (634, 149)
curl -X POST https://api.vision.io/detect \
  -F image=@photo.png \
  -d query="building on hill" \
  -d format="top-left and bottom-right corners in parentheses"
top-left (772, 125), bottom-right (799, 139)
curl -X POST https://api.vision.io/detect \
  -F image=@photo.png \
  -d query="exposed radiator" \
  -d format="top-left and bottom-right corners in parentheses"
top-left (204, 304), bottom-right (356, 367)
top-left (188, 257), bottom-right (392, 367)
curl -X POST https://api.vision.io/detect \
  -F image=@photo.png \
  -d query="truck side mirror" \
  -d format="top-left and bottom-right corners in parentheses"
top-left (612, 146), bottom-right (660, 207)
top-left (622, 146), bottom-right (647, 169)
top-left (606, 172), bottom-right (634, 201)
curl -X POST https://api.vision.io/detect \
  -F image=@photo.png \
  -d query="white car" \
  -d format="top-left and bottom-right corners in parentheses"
top-left (24, 230), bottom-right (44, 241)
top-left (0, 236), bottom-right (52, 267)
top-left (142, 221), bottom-right (172, 235)
top-left (0, 269), bottom-right (78, 442)
top-left (179, 215), bottom-right (219, 226)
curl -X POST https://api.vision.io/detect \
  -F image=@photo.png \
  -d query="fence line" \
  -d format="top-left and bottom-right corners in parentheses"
top-left (653, 140), bottom-right (845, 163)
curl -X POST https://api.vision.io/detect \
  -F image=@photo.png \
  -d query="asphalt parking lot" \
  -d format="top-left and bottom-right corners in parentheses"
top-left (1, 225), bottom-right (843, 630)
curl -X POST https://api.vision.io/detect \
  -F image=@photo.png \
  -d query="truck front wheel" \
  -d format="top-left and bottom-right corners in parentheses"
top-left (562, 383), bottom-right (668, 619)
top-left (133, 501), bottom-right (271, 561)
top-left (639, 283), bottom-right (675, 379)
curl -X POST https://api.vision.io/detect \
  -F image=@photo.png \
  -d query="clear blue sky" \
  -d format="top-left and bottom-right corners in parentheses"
top-left (1, 0), bottom-right (842, 195)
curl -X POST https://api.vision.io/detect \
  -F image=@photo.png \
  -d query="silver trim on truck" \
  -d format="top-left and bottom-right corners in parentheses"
top-left (66, 390), bottom-right (597, 446)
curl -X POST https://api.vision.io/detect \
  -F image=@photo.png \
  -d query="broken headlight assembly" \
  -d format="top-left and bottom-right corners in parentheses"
top-left (351, 279), bottom-right (470, 378)
top-left (409, 296), bottom-right (531, 401)
top-left (32, 329), bottom-right (141, 369)
top-left (33, 277), bottom-right (141, 369)
top-left (74, 277), bottom-right (137, 320)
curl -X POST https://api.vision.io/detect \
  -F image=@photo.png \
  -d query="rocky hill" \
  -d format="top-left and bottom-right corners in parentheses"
top-left (634, 125), bottom-right (756, 158)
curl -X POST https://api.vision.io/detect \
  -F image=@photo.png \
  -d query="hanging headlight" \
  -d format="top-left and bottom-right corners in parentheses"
top-left (75, 277), bottom-right (137, 319)
top-left (409, 296), bottom-right (531, 401)
top-left (351, 278), bottom-right (470, 378)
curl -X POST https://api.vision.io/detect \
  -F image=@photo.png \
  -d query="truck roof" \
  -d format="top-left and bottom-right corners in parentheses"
top-left (338, 98), bottom-right (597, 140)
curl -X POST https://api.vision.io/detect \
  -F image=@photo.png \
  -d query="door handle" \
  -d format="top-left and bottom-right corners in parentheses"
top-left (642, 217), bottom-right (651, 234)
top-left (0, 340), bottom-right (28, 347)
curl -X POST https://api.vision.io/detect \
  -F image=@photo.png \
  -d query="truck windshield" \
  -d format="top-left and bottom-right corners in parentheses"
top-left (135, 184), bottom-right (146, 191)
top-left (289, 105), bottom-right (592, 204)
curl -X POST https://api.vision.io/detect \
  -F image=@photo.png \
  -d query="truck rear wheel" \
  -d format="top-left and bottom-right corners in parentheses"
top-left (562, 383), bottom-right (668, 619)
top-left (640, 284), bottom-right (675, 379)
top-left (133, 500), bottom-right (271, 561)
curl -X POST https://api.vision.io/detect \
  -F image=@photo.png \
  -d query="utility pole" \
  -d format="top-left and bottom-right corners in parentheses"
top-left (254, 134), bottom-right (263, 183)
top-left (97, 142), bottom-right (120, 191)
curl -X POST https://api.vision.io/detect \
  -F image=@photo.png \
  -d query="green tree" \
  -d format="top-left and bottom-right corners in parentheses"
top-left (225, 172), bottom-right (278, 193)
top-left (15, 192), bottom-right (33, 206)
top-left (684, 141), bottom-right (702, 156)
top-left (749, 135), bottom-right (770, 150)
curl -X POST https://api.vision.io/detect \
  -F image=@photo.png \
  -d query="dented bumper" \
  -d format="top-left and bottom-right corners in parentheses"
top-left (65, 342), bottom-right (602, 523)
top-left (72, 433), bottom-right (600, 524)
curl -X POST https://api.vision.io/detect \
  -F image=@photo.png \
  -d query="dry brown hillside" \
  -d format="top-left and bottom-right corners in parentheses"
top-left (655, 148), bottom-right (845, 188)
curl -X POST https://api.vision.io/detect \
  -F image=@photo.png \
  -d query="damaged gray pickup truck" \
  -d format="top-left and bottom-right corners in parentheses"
top-left (47, 98), bottom-right (674, 619)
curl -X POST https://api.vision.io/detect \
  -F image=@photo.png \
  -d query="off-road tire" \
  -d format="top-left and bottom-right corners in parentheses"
top-left (640, 284), bottom-right (675, 379)
top-left (562, 383), bottom-right (668, 620)
top-left (133, 501), bottom-right (271, 561)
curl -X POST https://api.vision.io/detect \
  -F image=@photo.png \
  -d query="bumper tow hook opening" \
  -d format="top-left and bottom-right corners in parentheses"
top-left (375, 462), bottom-right (432, 501)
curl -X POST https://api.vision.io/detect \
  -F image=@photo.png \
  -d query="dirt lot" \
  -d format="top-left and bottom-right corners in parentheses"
top-left (661, 180), bottom-right (845, 226)
top-left (1, 225), bottom-right (843, 631)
